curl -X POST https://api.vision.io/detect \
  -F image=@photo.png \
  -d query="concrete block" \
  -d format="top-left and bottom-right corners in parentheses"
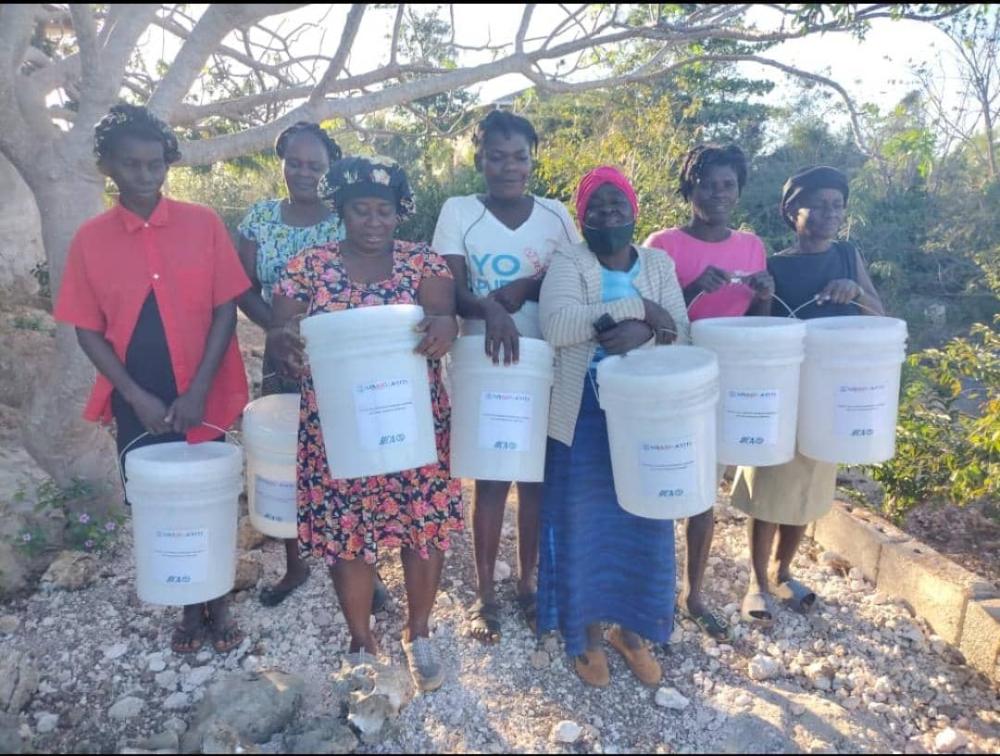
top-left (960, 598), bottom-right (1000, 683)
top-left (813, 501), bottom-right (908, 582)
top-left (876, 540), bottom-right (999, 645)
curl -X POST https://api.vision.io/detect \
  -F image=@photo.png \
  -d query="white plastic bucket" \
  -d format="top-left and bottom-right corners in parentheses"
top-left (597, 346), bottom-right (719, 520)
top-left (448, 336), bottom-right (555, 482)
top-left (798, 316), bottom-right (908, 464)
top-left (243, 394), bottom-right (300, 539)
top-left (301, 304), bottom-right (438, 479)
top-left (125, 440), bottom-right (243, 605)
top-left (692, 317), bottom-right (807, 467)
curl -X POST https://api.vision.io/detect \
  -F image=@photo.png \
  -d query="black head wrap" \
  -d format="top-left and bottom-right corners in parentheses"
top-left (318, 156), bottom-right (415, 219)
top-left (93, 103), bottom-right (181, 164)
top-left (780, 165), bottom-right (849, 228)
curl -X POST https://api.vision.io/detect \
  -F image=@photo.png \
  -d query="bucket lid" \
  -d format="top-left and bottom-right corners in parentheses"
top-left (692, 317), bottom-right (807, 345)
top-left (804, 316), bottom-right (908, 348)
top-left (597, 345), bottom-right (719, 395)
top-left (125, 441), bottom-right (243, 483)
top-left (242, 394), bottom-right (300, 449)
top-left (301, 304), bottom-right (424, 350)
top-left (449, 335), bottom-right (554, 370)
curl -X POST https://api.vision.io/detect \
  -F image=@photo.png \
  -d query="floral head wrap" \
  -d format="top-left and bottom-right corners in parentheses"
top-left (319, 155), bottom-right (416, 219)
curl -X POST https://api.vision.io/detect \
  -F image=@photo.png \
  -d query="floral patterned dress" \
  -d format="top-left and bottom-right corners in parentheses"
top-left (275, 240), bottom-right (464, 566)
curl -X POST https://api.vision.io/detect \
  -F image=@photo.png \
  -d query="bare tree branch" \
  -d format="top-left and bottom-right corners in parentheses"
top-left (309, 4), bottom-right (366, 106)
top-left (390, 4), bottom-right (406, 66)
top-left (516, 5), bottom-right (536, 54)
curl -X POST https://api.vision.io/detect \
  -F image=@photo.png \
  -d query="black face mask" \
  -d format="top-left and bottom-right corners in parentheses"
top-left (583, 222), bottom-right (636, 257)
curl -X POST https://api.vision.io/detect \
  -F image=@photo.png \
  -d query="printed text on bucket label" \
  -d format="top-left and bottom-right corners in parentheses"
top-left (152, 528), bottom-right (208, 585)
top-left (478, 391), bottom-right (533, 452)
top-left (834, 383), bottom-right (890, 438)
top-left (354, 377), bottom-right (418, 451)
top-left (723, 389), bottom-right (780, 447)
top-left (253, 475), bottom-right (296, 524)
top-left (638, 436), bottom-right (698, 499)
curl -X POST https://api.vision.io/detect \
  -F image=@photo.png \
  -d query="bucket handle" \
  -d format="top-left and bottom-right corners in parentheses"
top-left (117, 423), bottom-right (240, 497)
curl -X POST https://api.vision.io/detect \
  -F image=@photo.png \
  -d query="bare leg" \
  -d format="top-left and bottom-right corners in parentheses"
top-left (471, 479), bottom-right (513, 606)
top-left (259, 540), bottom-right (310, 606)
top-left (682, 508), bottom-right (715, 615)
top-left (747, 518), bottom-right (778, 593)
top-left (205, 596), bottom-right (243, 653)
top-left (773, 524), bottom-right (808, 583)
top-left (515, 482), bottom-right (542, 596)
top-left (400, 547), bottom-right (445, 640)
top-left (330, 560), bottom-right (377, 654)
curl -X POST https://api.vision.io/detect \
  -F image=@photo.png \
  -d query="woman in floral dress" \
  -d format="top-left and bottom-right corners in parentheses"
top-left (267, 156), bottom-right (462, 692)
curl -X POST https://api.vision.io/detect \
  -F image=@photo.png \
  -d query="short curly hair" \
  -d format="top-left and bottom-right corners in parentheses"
top-left (93, 103), bottom-right (181, 164)
top-left (472, 110), bottom-right (539, 155)
top-left (274, 121), bottom-right (342, 164)
top-left (677, 143), bottom-right (748, 201)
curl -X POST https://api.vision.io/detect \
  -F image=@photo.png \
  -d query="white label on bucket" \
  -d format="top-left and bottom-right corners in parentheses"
top-left (152, 528), bottom-right (208, 586)
top-left (354, 377), bottom-right (418, 451)
top-left (478, 391), bottom-right (533, 452)
top-left (638, 437), bottom-right (698, 500)
top-left (723, 389), bottom-right (780, 447)
top-left (835, 383), bottom-right (890, 438)
top-left (254, 475), bottom-right (297, 524)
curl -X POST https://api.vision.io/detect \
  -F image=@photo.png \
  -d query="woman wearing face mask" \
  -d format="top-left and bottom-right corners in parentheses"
top-left (732, 165), bottom-right (884, 626)
top-left (432, 110), bottom-right (579, 645)
top-left (537, 166), bottom-right (690, 688)
top-left (643, 144), bottom-right (774, 642)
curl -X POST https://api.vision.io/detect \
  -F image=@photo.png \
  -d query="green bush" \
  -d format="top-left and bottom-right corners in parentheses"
top-left (869, 316), bottom-right (1000, 519)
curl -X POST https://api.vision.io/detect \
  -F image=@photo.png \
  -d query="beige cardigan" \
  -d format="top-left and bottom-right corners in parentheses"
top-left (539, 241), bottom-right (691, 446)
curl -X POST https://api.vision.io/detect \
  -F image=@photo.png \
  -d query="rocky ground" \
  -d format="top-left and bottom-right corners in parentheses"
top-left (1, 482), bottom-right (998, 755)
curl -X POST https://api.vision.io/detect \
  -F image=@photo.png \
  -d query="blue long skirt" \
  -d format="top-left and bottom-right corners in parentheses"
top-left (537, 371), bottom-right (676, 656)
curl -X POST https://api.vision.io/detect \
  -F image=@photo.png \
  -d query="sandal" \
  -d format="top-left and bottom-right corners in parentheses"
top-left (678, 590), bottom-right (731, 641)
top-left (467, 598), bottom-right (501, 644)
top-left (740, 590), bottom-right (775, 626)
top-left (170, 622), bottom-right (205, 655)
top-left (574, 648), bottom-right (610, 688)
top-left (259, 565), bottom-right (311, 608)
top-left (515, 592), bottom-right (537, 634)
top-left (772, 578), bottom-right (817, 615)
top-left (209, 619), bottom-right (244, 654)
top-left (606, 626), bottom-right (662, 686)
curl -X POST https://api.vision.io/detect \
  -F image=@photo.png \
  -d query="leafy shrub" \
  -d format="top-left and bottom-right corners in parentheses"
top-left (869, 316), bottom-right (1000, 519)
top-left (12, 478), bottom-right (124, 556)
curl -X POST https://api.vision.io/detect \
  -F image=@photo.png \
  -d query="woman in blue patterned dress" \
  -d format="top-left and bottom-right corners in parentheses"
top-left (236, 122), bottom-right (344, 606)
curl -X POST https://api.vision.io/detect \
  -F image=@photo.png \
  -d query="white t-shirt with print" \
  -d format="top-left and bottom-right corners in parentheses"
top-left (432, 194), bottom-right (580, 338)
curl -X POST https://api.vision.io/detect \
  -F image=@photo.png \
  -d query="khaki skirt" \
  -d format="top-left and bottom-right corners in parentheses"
top-left (730, 452), bottom-right (837, 526)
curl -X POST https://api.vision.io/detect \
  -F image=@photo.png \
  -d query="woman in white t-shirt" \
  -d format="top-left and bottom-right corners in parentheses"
top-left (432, 110), bottom-right (579, 644)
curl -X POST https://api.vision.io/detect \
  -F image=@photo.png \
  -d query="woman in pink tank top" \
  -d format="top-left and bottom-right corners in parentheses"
top-left (644, 144), bottom-right (774, 641)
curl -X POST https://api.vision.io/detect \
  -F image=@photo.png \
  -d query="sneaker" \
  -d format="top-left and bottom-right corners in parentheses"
top-left (402, 634), bottom-right (444, 692)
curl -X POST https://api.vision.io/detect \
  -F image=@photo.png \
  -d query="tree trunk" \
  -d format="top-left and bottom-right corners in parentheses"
top-left (20, 152), bottom-right (119, 504)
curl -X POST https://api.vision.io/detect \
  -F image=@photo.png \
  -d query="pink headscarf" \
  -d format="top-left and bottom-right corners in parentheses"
top-left (575, 166), bottom-right (639, 226)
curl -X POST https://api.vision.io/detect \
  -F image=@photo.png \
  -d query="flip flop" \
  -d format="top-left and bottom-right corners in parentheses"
top-left (678, 589), bottom-right (731, 641)
top-left (467, 598), bottom-right (501, 644)
top-left (515, 592), bottom-right (537, 634)
top-left (209, 619), bottom-right (244, 654)
top-left (772, 578), bottom-right (817, 615)
top-left (170, 622), bottom-right (206, 655)
top-left (259, 565), bottom-right (312, 608)
top-left (740, 590), bottom-right (775, 626)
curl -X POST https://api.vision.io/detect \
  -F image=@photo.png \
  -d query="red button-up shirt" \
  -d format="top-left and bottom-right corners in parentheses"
top-left (54, 197), bottom-right (250, 443)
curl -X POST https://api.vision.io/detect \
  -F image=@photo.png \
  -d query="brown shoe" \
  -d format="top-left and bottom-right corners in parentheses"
top-left (606, 626), bottom-right (662, 686)
top-left (574, 648), bottom-right (610, 688)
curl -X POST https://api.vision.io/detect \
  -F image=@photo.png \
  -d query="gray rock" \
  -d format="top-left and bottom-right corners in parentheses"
top-left (748, 654), bottom-right (782, 681)
top-left (0, 712), bottom-right (25, 754)
top-left (0, 615), bottom-right (19, 635)
top-left (102, 642), bottom-right (129, 661)
top-left (146, 653), bottom-right (167, 673)
top-left (188, 670), bottom-right (304, 744)
top-left (233, 553), bottom-right (263, 592)
top-left (137, 730), bottom-right (180, 751)
top-left (530, 651), bottom-right (550, 670)
top-left (108, 696), bottom-right (145, 721)
top-left (155, 670), bottom-right (179, 691)
top-left (36, 711), bottom-right (58, 734)
top-left (40, 550), bottom-right (98, 591)
top-left (654, 687), bottom-right (690, 711)
top-left (933, 728), bottom-right (968, 754)
top-left (288, 717), bottom-right (358, 754)
top-left (551, 720), bottom-right (582, 744)
top-left (0, 651), bottom-right (38, 713)
top-left (163, 692), bottom-right (189, 711)
top-left (181, 665), bottom-right (215, 691)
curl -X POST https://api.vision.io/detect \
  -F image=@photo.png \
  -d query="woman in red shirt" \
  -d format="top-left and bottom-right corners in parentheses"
top-left (54, 104), bottom-right (251, 655)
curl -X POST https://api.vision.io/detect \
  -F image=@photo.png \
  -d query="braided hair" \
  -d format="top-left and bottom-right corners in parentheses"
top-left (677, 143), bottom-right (748, 201)
top-left (472, 110), bottom-right (539, 156)
top-left (93, 103), bottom-right (181, 164)
top-left (274, 121), bottom-right (342, 163)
